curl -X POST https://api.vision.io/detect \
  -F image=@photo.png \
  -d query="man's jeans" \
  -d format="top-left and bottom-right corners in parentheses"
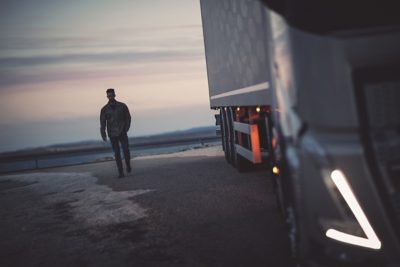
top-left (110, 132), bottom-right (131, 174)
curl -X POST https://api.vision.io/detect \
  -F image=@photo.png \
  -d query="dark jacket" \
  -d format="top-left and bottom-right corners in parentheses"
top-left (100, 101), bottom-right (131, 139)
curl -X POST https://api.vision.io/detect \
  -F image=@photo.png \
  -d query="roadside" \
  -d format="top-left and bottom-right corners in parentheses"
top-left (0, 146), bottom-right (293, 267)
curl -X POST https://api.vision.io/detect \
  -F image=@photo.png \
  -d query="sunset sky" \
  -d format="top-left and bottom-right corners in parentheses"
top-left (0, 0), bottom-right (214, 152)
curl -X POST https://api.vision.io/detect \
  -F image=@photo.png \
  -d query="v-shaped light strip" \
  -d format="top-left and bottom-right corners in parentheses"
top-left (325, 170), bottom-right (382, 250)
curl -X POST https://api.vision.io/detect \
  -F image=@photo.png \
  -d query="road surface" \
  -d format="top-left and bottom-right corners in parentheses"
top-left (0, 146), bottom-right (293, 267)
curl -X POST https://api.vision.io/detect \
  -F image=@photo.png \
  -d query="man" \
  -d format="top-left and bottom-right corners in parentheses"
top-left (100, 88), bottom-right (132, 178)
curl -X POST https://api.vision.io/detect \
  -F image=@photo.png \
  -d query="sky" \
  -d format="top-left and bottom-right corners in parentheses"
top-left (0, 0), bottom-right (215, 152)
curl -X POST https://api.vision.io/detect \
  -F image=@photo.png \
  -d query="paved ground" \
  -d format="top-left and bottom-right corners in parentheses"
top-left (0, 146), bottom-right (293, 267)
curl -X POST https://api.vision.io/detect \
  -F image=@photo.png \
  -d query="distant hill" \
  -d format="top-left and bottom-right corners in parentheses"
top-left (131, 126), bottom-right (218, 144)
top-left (0, 126), bottom-right (219, 158)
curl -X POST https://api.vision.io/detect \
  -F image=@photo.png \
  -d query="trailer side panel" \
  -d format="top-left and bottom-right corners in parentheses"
top-left (200, 0), bottom-right (272, 107)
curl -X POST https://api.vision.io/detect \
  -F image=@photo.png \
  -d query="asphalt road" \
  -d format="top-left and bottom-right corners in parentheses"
top-left (0, 146), bottom-right (293, 267)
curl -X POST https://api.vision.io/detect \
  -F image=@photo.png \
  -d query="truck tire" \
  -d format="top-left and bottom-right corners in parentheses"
top-left (227, 107), bottom-right (236, 167)
top-left (269, 125), bottom-right (305, 263)
top-left (221, 108), bottom-right (232, 164)
top-left (235, 152), bottom-right (251, 172)
top-left (219, 109), bottom-right (226, 154)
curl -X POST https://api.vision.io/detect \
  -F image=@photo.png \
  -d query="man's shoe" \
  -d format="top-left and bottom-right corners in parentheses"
top-left (118, 172), bottom-right (124, 178)
top-left (127, 166), bottom-right (132, 173)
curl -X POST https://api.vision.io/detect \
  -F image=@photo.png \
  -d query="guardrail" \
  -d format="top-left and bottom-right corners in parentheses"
top-left (0, 136), bottom-right (220, 174)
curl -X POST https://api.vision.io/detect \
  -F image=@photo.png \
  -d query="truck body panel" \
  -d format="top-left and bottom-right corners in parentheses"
top-left (200, 0), bottom-right (272, 107)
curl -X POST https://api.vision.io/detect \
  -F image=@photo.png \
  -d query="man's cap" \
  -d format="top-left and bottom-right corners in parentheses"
top-left (106, 88), bottom-right (115, 94)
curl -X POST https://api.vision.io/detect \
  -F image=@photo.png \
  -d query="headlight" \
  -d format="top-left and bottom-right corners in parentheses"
top-left (325, 170), bottom-right (381, 250)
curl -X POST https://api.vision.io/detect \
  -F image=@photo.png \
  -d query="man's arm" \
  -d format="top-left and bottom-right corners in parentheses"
top-left (124, 104), bottom-right (131, 133)
top-left (100, 108), bottom-right (107, 141)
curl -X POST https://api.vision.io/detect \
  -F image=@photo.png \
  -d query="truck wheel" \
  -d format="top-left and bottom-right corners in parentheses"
top-left (227, 108), bottom-right (236, 167)
top-left (269, 126), bottom-right (287, 215)
top-left (235, 153), bottom-right (249, 172)
top-left (273, 159), bottom-right (289, 217)
top-left (223, 132), bottom-right (232, 164)
top-left (226, 139), bottom-right (233, 164)
top-left (273, 147), bottom-right (303, 263)
top-left (270, 127), bottom-right (305, 264)
top-left (275, 165), bottom-right (286, 216)
top-left (221, 108), bottom-right (232, 164)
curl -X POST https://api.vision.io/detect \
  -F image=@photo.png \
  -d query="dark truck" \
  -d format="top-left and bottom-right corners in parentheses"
top-left (200, 0), bottom-right (400, 266)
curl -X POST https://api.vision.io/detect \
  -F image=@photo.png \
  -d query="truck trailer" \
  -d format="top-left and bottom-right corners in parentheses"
top-left (200, 0), bottom-right (400, 266)
top-left (201, 0), bottom-right (275, 172)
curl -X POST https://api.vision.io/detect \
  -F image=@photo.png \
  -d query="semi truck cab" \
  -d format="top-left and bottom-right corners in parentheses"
top-left (265, 1), bottom-right (400, 265)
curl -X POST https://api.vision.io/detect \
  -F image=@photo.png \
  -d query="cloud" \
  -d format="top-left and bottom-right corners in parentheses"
top-left (0, 49), bottom-right (203, 68)
top-left (0, 48), bottom-right (205, 87)
top-left (0, 69), bottom-right (109, 87)
top-left (0, 23), bottom-right (206, 87)
top-left (0, 24), bottom-right (203, 50)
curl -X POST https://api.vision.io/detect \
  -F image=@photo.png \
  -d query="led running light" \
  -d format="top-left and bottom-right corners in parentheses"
top-left (325, 170), bottom-right (381, 249)
top-left (272, 166), bottom-right (280, 175)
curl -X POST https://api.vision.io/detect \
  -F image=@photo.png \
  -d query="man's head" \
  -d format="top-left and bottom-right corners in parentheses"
top-left (106, 88), bottom-right (116, 101)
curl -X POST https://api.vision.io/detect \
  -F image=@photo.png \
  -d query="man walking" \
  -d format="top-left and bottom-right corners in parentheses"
top-left (100, 88), bottom-right (132, 178)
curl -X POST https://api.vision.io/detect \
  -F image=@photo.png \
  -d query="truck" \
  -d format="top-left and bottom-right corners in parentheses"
top-left (200, 0), bottom-right (400, 266)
